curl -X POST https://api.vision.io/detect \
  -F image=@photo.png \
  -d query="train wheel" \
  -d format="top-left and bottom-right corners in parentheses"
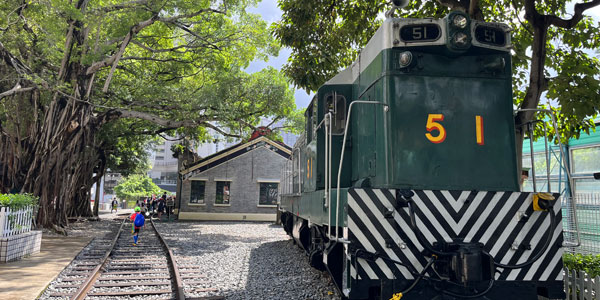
top-left (309, 226), bottom-right (326, 270)
top-left (309, 248), bottom-right (325, 271)
top-left (282, 212), bottom-right (293, 236)
top-left (324, 241), bottom-right (345, 295)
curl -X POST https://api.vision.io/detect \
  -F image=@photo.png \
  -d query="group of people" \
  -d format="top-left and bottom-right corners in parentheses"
top-left (133, 193), bottom-right (177, 220)
top-left (128, 193), bottom-right (175, 246)
top-left (110, 193), bottom-right (175, 220)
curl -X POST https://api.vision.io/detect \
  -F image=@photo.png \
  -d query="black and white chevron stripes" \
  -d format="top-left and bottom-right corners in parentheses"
top-left (346, 188), bottom-right (564, 282)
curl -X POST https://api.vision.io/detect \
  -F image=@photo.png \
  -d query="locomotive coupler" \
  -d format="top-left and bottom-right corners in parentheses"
top-left (432, 240), bottom-right (494, 286)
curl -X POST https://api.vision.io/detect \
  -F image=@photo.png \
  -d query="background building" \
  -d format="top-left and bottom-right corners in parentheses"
top-left (522, 121), bottom-right (600, 254)
top-left (522, 121), bottom-right (600, 195)
top-left (147, 138), bottom-right (216, 193)
top-left (178, 135), bottom-right (291, 221)
top-left (147, 139), bottom-right (179, 193)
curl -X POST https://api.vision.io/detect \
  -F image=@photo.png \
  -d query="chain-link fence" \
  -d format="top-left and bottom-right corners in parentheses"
top-left (563, 193), bottom-right (600, 254)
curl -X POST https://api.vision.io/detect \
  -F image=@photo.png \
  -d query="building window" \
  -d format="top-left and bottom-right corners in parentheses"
top-left (522, 152), bottom-right (563, 176)
top-left (571, 146), bottom-right (600, 195)
top-left (190, 180), bottom-right (205, 204)
top-left (522, 179), bottom-right (562, 193)
top-left (572, 146), bottom-right (600, 174)
top-left (574, 178), bottom-right (600, 194)
top-left (216, 181), bottom-right (230, 204)
top-left (521, 150), bottom-right (567, 193)
top-left (259, 182), bottom-right (279, 206)
top-left (156, 156), bottom-right (164, 160)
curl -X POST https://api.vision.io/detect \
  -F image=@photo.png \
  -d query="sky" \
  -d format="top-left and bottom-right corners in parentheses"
top-left (246, 0), bottom-right (314, 108)
top-left (246, 0), bottom-right (314, 109)
top-left (246, 1), bottom-right (600, 110)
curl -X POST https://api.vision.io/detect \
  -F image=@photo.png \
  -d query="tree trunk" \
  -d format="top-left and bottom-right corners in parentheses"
top-left (0, 86), bottom-right (102, 228)
top-left (513, 17), bottom-right (550, 189)
top-left (93, 176), bottom-right (101, 216)
top-left (515, 121), bottom-right (526, 191)
top-left (21, 95), bottom-right (99, 227)
top-left (93, 153), bottom-right (106, 217)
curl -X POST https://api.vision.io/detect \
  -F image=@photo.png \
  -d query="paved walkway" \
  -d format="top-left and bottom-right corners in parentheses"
top-left (99, 208), bottom-right (133, 219)
top-left (0, 209), bottom-right (129, 300)
top-left (0, 235), bottom-right (92, 300)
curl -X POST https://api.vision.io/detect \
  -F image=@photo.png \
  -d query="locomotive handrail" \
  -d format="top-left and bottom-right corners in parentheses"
top-left (515, 108), bottom-right (580, 247)
top-left (316, 112), bottom-right (333, 235)
top-left (335, 100), bottom-right (389, 242)
top-left (543, 122), bottom-right (551, 191)
top-left (295, 147), bottom-right (301, 194)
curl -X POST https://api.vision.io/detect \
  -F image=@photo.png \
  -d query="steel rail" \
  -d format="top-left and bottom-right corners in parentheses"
top-left (70, 217), bottom-right (184, 300)
top-left (71, 218), bottom-right (126, 300)
top-left (151, 218), bottom-right (185, 300)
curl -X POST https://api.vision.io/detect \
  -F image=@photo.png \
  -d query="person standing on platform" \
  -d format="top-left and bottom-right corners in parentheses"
top-left (111, 198), bottom-right (118, 213)
top-left (151, 195), bottom-right (156, 214)
top-left (157, 195), bottom-right (165, 221)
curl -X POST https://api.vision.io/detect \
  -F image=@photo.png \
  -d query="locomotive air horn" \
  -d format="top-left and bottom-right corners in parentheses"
top-left (386, 0), bottom-right (409, 18)
top-left (392, 0), bottom-right (409, 7)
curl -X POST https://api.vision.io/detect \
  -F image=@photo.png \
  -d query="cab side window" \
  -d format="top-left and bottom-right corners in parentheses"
top-left (325, 93), bottom-right (347, 135)
top-left (305, 102), bottom-right (313, 142)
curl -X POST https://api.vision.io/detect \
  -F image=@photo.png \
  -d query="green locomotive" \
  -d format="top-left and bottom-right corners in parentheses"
top-left (279, 4), bottom-right (566, 300)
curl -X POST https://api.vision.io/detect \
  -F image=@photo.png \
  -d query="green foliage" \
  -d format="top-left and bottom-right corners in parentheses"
top-left (98, 119), bottom-right (156, 176)
top-left (274, 0), bottom-right (600, 141)
top-left (0, 0), bottom-right (301, 178)
top-left (273, 0), bottom-right (388, 92)
top-left (278, 108), bottom-right (305, 135)
top-left (0, 194), bottom-right (39, 210)
top-left (114, 175), bottom-right (163, 202)
top-left (564, 253), bottom-right (600, 277)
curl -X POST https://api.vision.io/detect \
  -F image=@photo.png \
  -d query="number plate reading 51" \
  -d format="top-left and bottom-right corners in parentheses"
top-left (400, 24), bottom-right (441, 42)
top-left (474, 25), bottom-right (506, 46)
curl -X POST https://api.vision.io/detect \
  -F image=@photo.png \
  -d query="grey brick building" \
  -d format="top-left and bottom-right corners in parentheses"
top-left (178, 136), bottom-right (291, 221)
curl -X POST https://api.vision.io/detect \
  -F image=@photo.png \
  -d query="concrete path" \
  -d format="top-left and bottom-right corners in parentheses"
top-left (0, 235), bottom-right (92, 300)
top-left (99, 208), bottom-right (133, 220)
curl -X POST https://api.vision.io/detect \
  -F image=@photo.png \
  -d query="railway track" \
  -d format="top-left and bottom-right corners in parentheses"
top-left (45, 218), bottom-right (192, 300)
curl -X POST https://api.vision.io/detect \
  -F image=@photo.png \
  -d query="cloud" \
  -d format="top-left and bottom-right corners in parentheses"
top-left (589, 6), bottom-right (600, 19)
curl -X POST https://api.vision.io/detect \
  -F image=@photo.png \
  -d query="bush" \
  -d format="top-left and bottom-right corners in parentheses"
top-left (0, 193), bottom-right (39, 210)
top-left (563, 253), bottom-right (600, 277)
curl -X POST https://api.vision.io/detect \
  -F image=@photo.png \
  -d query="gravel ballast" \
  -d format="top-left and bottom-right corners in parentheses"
top-left (154, 221), bottom-right (340, 300)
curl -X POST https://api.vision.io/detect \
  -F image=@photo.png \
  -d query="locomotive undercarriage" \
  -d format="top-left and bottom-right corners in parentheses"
top-left (280, 188), bottom-right (566, 300)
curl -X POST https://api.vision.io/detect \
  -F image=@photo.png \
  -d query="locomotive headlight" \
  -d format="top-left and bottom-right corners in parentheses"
top-left (452, 14), bottom-right (468, 29)
top-left (452, 32), bottom-right (469, 48)
top-left (445, 11), bottom-right (471, 52)
top-left (398, 51), bottom-right (413, 68)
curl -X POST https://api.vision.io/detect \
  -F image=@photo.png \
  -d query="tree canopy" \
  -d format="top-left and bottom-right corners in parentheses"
top-left (273, 0), bottom-right (600, 141)
top-left (114, 174), bottom-right (163, 202)
top-left (0, 0), bottom-right (300, 227)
